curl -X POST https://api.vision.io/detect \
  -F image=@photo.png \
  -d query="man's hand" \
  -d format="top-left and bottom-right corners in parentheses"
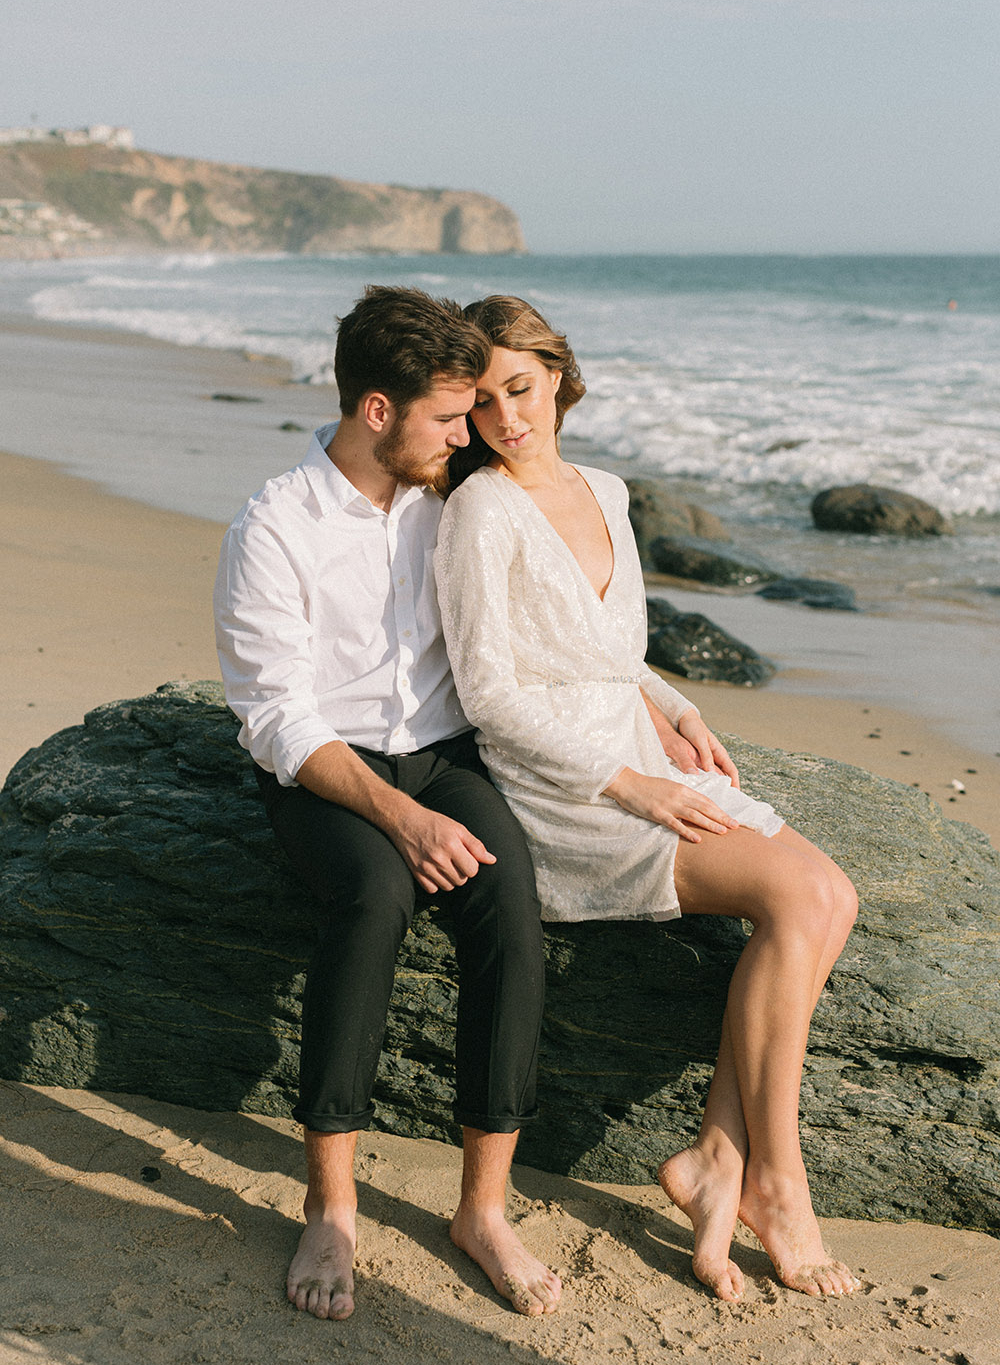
top-left (295, 741), bottom-right (496, 895)
top-left (677, 709), bottom-right (740, 788)
top-left (389, 803), bottom-right (496, 894)
top-left (603, 767), bottom-right (738, 842)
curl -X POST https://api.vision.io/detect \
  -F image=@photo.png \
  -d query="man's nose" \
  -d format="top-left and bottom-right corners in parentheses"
top-left (448, 417), bottom-right (471, 447)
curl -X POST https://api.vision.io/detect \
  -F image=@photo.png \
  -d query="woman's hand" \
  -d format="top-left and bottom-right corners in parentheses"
top-left (642, 691), bottom-right (702, 773)
top-left (677, 709), bottom-right (741, 789)
top-left (603, 767), bottom-right (739, 842)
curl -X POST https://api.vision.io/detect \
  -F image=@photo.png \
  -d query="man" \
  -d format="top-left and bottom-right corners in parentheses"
top-left (214, 286), bottom-right (560, 1321)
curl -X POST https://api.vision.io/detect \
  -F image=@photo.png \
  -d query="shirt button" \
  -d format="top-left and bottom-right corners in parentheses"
top-left (397, 576), bottom-right (406, 586)
top-left (403, 629), bottom-right (412, 638)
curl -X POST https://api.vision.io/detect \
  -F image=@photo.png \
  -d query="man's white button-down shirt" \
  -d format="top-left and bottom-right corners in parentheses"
top-left (214, 423), bottom-right (469, 786)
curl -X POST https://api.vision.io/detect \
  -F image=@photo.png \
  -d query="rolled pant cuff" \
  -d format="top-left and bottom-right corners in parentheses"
top-left (294, 1105), bottom-right (375, 1134)
top-left (453, 1106), bottom-right (538, 1134)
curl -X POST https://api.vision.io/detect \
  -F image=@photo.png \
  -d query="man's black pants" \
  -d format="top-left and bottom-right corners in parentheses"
top-left (255, 732), bottom-right (544, 1134)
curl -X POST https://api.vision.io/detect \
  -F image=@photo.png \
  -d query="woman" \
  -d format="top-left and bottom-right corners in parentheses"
top-left (435, 296), bottom-right (860, 1302)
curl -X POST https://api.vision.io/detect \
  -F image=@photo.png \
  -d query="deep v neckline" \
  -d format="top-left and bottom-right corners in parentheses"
top-left (489, 464), bottom-right (616, 604)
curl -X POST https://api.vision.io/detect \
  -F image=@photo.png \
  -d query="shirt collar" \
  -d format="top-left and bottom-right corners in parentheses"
top-left (302, 422), bottom-right (432, 518)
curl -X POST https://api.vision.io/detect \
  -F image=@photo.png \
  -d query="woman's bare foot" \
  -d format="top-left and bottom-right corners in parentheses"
top-left (739, 1166), bottom-right (860, 1297)
top-left (450, 1205), bottom-right (562, 1316)
top-left (286, 1208), bottom-right (356, 1320)
top-left (658, 1145), bottom-right (745, 1302)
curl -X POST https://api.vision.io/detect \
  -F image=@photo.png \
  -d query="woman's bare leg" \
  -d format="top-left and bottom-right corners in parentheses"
top-left (659, 825), bottom-right (859, 1298)
top-left (658, 1008), bottom-right (747, 1300)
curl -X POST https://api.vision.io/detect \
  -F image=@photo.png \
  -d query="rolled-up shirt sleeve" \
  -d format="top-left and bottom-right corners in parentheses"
top-left (214, 516), bottom-right (342, 786)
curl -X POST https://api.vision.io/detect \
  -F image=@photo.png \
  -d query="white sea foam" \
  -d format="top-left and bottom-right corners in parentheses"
top-left (5, 252), bottom-right (999, 522)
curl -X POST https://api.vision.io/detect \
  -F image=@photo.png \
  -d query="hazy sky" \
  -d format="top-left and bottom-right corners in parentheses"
top-left (3, 0), bottom-right (998, 254)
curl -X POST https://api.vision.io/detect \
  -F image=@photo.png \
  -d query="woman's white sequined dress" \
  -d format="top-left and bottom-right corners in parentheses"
top-left (435, 464), bottom-right (783, 922)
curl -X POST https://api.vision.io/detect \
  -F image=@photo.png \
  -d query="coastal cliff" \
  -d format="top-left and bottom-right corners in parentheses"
top-left (0, 142), bottom-right (526, 258)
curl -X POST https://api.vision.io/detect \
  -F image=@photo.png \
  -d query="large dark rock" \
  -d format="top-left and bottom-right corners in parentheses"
top-left (3, 682), bottom-right (999, 1232)
top-left (645, 597), bottom-right (776, 686)
top-left (649, 535), bottom-right (779, 589)
top-left (811, 484), bottom-right (952, 536)
top-left (756, 577), bottom-right (858, 611)
top-left (625, 478), bottom-right (729, 570)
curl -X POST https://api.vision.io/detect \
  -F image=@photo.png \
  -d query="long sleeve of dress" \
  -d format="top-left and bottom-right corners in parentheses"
top-left (435, 464), bottom-right (783, 924)
top-left (436, 479), bottom-right (627, 803)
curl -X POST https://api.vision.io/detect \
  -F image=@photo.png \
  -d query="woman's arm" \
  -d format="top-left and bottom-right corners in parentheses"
top-left (640, 687), bottom-right (740, 787)
top-left (677, 708), bottom-right (740, 787)
top-left (640, 688), bottom-right (701, 772)
top-left (436, 482), bottom-right (628, 803)
top-left (602, 765), bottom-right (739, 842)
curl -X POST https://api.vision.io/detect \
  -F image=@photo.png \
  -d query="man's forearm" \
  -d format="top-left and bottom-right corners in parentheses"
top-left (294, 740), bottom-right (495, 895)
top-left (295, 740), bottom-right (415, 833)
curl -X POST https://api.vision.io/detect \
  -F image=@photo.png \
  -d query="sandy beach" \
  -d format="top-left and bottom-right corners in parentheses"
top-left (2, 319), bottom-right (999, 1364)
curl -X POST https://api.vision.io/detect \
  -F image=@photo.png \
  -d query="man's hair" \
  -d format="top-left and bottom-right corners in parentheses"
top-left (334, 284), bottom-right (491, 417)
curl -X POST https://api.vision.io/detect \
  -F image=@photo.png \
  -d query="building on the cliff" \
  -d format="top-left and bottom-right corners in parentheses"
top-left (0, 199), bottom-right (102, 247)
top-left (0, 124), bottom-right (135, 149)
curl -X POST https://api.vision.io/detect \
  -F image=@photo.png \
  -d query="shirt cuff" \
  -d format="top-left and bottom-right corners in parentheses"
top-left (270, 719), bottom-right (346, 787)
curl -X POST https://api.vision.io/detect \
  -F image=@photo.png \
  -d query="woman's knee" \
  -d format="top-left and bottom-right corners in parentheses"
top-left (829, 866), bottom-right (859, 945)
top-left (752, 852), bottom-right (839, 949)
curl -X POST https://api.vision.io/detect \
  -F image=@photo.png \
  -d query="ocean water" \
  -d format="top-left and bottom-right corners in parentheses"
top-left (2, 251), bottom-right (998, 668)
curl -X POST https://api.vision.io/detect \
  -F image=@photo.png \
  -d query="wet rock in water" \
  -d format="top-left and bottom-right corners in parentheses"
top-left (210, 393), bottom-right (263, 403)
top-left (756, 577), bottom-right (858, 611)
top-left (3, 681), bottom-right (1000, 1233)
top-left (625, 478), bottom-right (729, 570)
top-left (811, 484), bottom-right (952, 536)
top-left (649, 535), bottom-right (779, 589)
top-left (645, 599), bottom-right (776, 686)
top-left (763, 437), bottom-right (809, 453)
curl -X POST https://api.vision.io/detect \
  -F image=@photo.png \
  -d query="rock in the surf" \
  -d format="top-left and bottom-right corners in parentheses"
top-left (625, 477), bottom-right (729, 570)
top-left (811, 484), bottom-right (952, 536)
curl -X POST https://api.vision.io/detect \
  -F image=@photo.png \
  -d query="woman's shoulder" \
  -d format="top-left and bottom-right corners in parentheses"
top-left (572, 464), bottom-right (629, 509)
top-left (443, 465), bottom-right (504, 512)
top-left (439, 466), bottom-right (515, 543)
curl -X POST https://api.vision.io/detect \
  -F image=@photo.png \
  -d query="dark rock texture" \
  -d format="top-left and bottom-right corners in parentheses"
top-left (649, 535), bottom-right (779, 589)
top-left (645, 597), bottom-right (776, 686)
top-left (811, 485), bottom-right (952, 537)
top-left (756, 577), bottom-right (858, 611)
top-left (3, 682), bottom-right (999, 1231)
top-left (624, 478), bottom-right (729, 570)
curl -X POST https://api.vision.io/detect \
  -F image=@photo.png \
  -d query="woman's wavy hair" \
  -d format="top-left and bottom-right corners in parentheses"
top-left (446, 295), bottom-right (586, 493)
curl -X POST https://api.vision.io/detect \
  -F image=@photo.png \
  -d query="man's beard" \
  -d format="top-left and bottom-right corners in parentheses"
top-left (373, 424), bottom-right (450, 491)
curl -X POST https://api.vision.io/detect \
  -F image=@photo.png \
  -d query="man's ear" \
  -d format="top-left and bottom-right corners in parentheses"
top-left (362, 391), bottom-right (394, 433)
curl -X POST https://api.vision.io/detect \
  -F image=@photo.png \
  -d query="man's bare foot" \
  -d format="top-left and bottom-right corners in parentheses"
top-left (658, 1145), bottom-right (745, 1302)
top-left (286, 1209), bottom-right (356, 1320)
top-left (450, 1205), bottom-right (562, 1316)
top-left (739, 1166), bottom-right (860, 1297)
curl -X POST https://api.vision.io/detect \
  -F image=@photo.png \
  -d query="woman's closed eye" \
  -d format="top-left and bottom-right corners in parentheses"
top-left (474, 384), bottom-right (531, 409)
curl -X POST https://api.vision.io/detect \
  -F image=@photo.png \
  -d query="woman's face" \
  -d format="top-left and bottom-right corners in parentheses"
top-left (470, 346), bottom-right (562, 468)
